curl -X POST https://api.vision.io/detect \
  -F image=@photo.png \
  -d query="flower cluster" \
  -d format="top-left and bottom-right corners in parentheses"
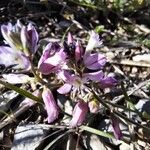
top-left (38, 31), bottom-right (117, 127)
top-left (0, 21), bottom-right (121, 139)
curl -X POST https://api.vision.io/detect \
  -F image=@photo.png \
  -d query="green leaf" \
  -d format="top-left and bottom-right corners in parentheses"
top-left (142, 111), bottom-right (150, 121)
top-left (80, 125), bottom-right (115, 139)
top-left (0, 80), bottom-right (41, 102)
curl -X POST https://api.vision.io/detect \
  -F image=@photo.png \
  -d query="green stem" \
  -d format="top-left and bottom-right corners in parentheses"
top-left (80, 125), bottom-right (114, 139)
top-left (30, 62), bottom-right (47, 85)
top-left (114, 111), bottom-right (150, 131)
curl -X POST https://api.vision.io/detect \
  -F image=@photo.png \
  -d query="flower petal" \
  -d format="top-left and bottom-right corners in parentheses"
top-left (44, 48), bottom-right (66, 66)
top-left (38, 62), bottom-right (55, 75)
top-left (2, 74), bottom-right (31, 84)
top-left (0, 46), bottom-right (30, 70)
top-left (84, 53), bottom-right (106, 70)
top-left (27, 23), bottom-right (39, 54)
top-left (88, 100), bottom-right (100, 114)
top-left (1, 24), bottom-right (14, 48)
top-left (99, 76), bottom-right (117, 89)
top-left (38, 43), bottom-right (52, 69)
top-left (20, 26), bottom-right (30, 56)
top-left (38, 43), bottom-right (63, 74)
top-left (57, 83), bottom-right (72, 94)
top-left (82, 70), bottom-right (104, 82)
top-left (57, 70), bottom-right (72, 82)
top-left (75, 40), bottom-right (83, 61)
top-left (1, 23), bottom-right (22, 51)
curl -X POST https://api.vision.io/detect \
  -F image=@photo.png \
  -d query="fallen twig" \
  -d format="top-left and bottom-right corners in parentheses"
top-left (110, 59), bottom-right (150, 68)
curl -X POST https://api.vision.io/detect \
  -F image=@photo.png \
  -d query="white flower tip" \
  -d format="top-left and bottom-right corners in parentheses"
top-left (86, 30), bottom-right (102, 52)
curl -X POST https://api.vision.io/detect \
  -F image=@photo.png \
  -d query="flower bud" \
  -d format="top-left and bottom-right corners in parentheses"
top-left (21, 26), bottom-right (30, 56)
top-left (67, 32), bottom-right (73, 45)
top-left (27, 23), bottom-right (38, 54)
top-left (21, 23), bottom-right (38, 56)
top-left (42, 87), bottom-right (59, 123)
top-left (75, 40), bottom-right (82, 61)
top-left (70, 100), bottom-right (88, 127)
top-left (88, 99), bottom-right (100, 114)
top-left (111, 114), bottom-right (122, 140)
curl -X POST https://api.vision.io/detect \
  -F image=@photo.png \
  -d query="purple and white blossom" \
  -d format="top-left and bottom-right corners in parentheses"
top-left (38, 43), bottom-right (67, 75)
top-left (0, 21), bottom-right (38, 70)
top-left (0, 24), bottom-right (119, 131)
top-left (57, 70), bottom-right (105, 94)
top-left (1, 21), bottom-right (38, 56)
top-left (57, 70), bottom-right (86, 94)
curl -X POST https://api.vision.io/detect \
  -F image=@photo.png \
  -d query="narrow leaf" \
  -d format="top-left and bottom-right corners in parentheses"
top-left (0, 80), bottom-right (40, 102)
top-left (80, 125), bottom-right (114, 139)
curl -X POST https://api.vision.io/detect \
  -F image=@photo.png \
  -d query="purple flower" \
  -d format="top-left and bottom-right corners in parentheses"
top-left (83, 53), bottom-right (107, 70)
top-left (38, 43), bottom-right (67, 75)
top-left (1, 21), bottom-right (38, 56)
top-left (57, 70), bottom-right (104, 94)
top-left (42, 87), bottom-right (59, 123)
top-left (0, 21), bottom-right (38, 70)
top-left (21, 23), bottom-right (38, 55)
top-left (0, 46), bottom-right (30, 70)
top-left (57, 72), bottom-right (83, 94)
top-left (99, 76), bottom-right (117, 89)
top-left (111, 114), bottom-right (122, 140)
top-left (57, 70), bottom-right (87, 94)
top-left (70, 100), bottom-right (88, 127)
top-left (38, 43), bottom-right (58, 67)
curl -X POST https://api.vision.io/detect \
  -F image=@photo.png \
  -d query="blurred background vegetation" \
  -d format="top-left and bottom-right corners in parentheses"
top-left (0, 0), bottom-right (150, 47)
